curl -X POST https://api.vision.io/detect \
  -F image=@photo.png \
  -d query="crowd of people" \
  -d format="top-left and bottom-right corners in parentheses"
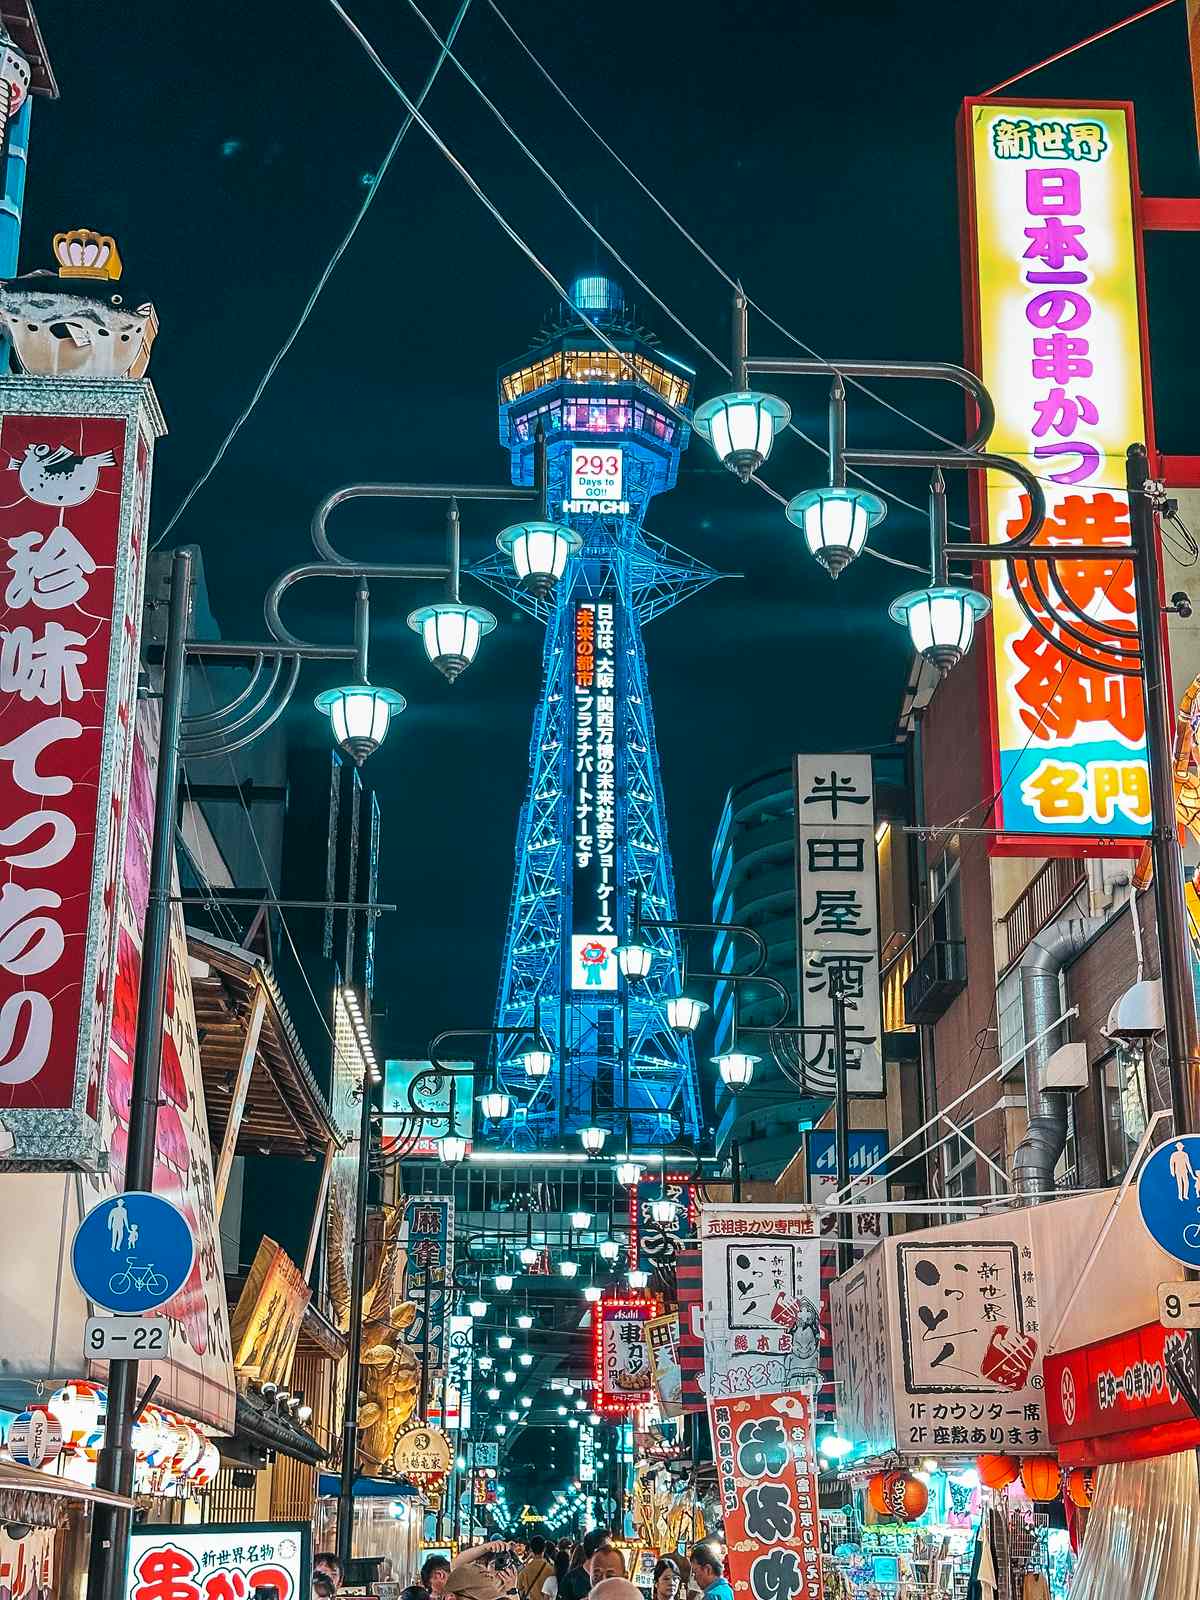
top-left (308, 1533), bottom-right (732, 1600)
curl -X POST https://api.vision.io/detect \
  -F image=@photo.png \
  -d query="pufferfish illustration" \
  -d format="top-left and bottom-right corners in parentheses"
top-left (11, 442), bottom-right (116, 507)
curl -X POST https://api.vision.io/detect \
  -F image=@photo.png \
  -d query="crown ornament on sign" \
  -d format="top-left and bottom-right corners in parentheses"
top-left (53, 229), bottom-right (122, 281)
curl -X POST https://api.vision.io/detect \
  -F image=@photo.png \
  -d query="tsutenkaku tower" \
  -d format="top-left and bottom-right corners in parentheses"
top-left (472, 276), bottom-right (719, 1152)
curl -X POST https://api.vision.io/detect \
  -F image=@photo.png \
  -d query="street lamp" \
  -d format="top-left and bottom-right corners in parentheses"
top-left (468, 1298), bottom-right (489, 1319)
top-left (584, 1284), bottom-right (602, 1303)
top-left (692, 390), bottom-right (791, 482)
top-left (714, 1050), bottom-right (758, 1091)
top-left (666, 996), bottom-right (707, 1033)
top-left (407, 601), bottom-right (497, 682)
top-left (516, 1312), bottom-right (534, 1329)
top-left (627, 1268), bottom-right (649, 1289)
top-left (520, 1049), bottom-right (553, 1080)
top-left (615, 942), bottom-right (653, 980)
top-left (559, 1259), bottom-right (580, 1279)
top-left (313, 684), bottom-right (406, 766)
top-left (615, 1160), bottom-right (642, 1186)
top-left (496, 519), bottom-right (582, 598)
top-left (519, 1245), bottom-right (540, 1267)
top-left (440, 1133), bottom-right (468, 1165)
top-left (580, 1124), bottom-right (608, 1154)
top-left (598, 1240), bottom-right (621, 1263)
top-left (888, 582), bottom-right (990, 674)
top-left (518, 1352), bottom-right (533, 1367)
top-left (571, 1210), bottom-right (593, 1230)
top-left (649, 1195), bottom-right (676, 1225)
top-left (494, 1273), bottom-right (514, 1293)
top-left (479, 1088), bottom-right (511, 1122)
top-left (786, 485), bottom-right (886, 579)
top-left (497, 1333), bottom-right (514, 1350)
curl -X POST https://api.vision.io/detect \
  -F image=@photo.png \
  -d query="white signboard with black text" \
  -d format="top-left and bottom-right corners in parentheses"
top-left (699, 1204), bottom-right (823, 1401)
top-left (795, 754), bottom-right (884, 1095)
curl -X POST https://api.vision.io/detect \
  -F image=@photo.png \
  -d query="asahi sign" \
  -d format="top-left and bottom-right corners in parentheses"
top-left (0, 379), bottom-right (164, 1167)
top-left (571, 587), bottom-right (619, 990)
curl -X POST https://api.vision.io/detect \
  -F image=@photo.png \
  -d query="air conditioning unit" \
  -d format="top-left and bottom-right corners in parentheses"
top-left (1103, 979), bottom-right (1164, 1042)
top-left (1042, 1041), bottom-right (1089, 1090)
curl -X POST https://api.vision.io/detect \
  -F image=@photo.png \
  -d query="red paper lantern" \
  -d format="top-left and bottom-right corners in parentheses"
top-left (1021, 1457), bottom-right (1062, 1503)
top-left (867, 1472), bottom-right (898, 1515)
top-left (1065, 1467), bottom-right (1094, 1509)
top-left (976, 1453), bottom-right (1019, 1491)
top-left (886, 1473), bottom-right (929, 1522)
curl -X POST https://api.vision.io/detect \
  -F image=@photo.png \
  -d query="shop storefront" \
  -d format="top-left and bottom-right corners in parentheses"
top-left (825, 1187), bottom-right (1184, 1599)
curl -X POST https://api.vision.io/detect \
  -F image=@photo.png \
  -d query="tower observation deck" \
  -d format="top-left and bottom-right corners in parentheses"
top-left (472, 276), bottom-right (722, 1153)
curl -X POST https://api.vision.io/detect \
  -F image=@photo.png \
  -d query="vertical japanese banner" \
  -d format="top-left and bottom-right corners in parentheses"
top-left (700, 1205), bottom-right (823, 1401)
top-left (828, 1245), bottom-right (896, 1459)
top-left (644, 1311), bottom-right (684, 1418)
top-left (90, 701), bottom-right (236, 1427)
top-left (710, 1391), bottom-right (824, 1600)
top-left (793, 755), bottom-right (883, 1096)
top-left (960, 101), bottom-right (1151, 848)
top-left (571, 583), bottom-right (619, 990)
top-left (0, 380), bottom-right (164, 1166)
top-left (326, 989), bottom-right (363, 1328)
top-left (592, 1290), bottom-right (657, 1417)
top-left (401, 1194), bottom-right (454, 1375)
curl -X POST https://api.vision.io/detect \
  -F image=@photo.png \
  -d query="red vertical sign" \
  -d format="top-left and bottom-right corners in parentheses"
top-left (0, 384), bottom-right (162, 1165)
top-left (709, 1391), bottom-right (824, 1600)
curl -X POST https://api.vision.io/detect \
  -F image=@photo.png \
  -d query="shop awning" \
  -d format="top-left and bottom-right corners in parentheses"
top-left (0, 1461), bottom-right (135, 1509)
top-left (187, 930), bottom-right (339, 1161)
top-left (223, 1390), bottom-right (328, 1468)
top-left (316, 1474), bottom-right (421, 1499)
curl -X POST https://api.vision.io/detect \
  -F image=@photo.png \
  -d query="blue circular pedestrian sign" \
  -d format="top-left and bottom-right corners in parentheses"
top-left (1136, 1135), bottom-right (1200, 1269)
top-left (71, 1191), bottom-right (194, 1315)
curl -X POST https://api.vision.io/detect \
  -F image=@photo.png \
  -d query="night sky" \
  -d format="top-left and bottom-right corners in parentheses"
top-left (21, 0), bottom-right (1200, 1063)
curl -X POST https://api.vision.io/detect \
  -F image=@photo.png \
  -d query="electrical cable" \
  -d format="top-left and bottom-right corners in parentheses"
top-left (881, 560), bottom-right (1132, 983)
top-left (979, 0), bottom-right (1177, 97)
top-left (482, 0), bottom-right (1154, 525)
top-left (402, 0), bottom-right (935, 568)
top-left (151, 0), bottom-right (477, 550)
top-left (197, 661), bottom-right (342, 1057)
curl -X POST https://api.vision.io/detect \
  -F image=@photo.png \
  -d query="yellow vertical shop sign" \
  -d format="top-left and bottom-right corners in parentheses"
top-left (961, 100), bottom-right (1150, 847)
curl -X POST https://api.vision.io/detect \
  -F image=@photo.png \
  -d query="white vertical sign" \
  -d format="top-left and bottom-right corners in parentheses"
top-left (794, 754), bottom-right (883, 1094)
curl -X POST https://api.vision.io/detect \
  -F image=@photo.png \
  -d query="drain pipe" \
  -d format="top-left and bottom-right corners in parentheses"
top-left (1011, 914), bottom-right (1098, 1204)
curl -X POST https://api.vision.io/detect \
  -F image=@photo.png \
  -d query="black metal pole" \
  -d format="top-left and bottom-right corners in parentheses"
top-left (88, 549), bottom-right (193, 1600)
top-left (336, 1026), bottom-right (376, 1568)
top-left (831, 973), bottom-right (853, 1276)
top-left (420, 1269), bottom-right (433, 1423)
top-left (1129, 444), bottom-right (1199, 1136)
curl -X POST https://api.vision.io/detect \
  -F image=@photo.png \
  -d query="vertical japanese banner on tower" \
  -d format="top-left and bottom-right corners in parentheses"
top-left (700, 1206), bottom-right (823, 1400)
top-left (793, 755), bottom-right (883, 1096)
top-left (710, 1391), bottom-right (824, 1600)
top-left (593, 1290), bottom-right (657, 1416)
top-left (401, 1194), bottom-right (454, 1376)
top-left (0, 383), bottom-right (164, 1166)
top-left (572, 586), bottom-right (619, 990)
top-left (960, 100), bottom-right (1150, 847)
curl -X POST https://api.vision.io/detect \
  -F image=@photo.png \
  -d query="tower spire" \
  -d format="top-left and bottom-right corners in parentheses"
top-left (473, 274), bottom-right (726, 1151)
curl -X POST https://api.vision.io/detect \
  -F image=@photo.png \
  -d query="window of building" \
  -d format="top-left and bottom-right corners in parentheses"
top-left (929, 839), bottom-right (963, 945)
top-left (1056, 1097), bottom-right (1078, 1191)
top-left (943, 1122), bottom-right (979, 1199)
top-left (996, 967), bottom-right (1024, 1078)
top-left (1098, 1043), bottom-right (1150, 1182)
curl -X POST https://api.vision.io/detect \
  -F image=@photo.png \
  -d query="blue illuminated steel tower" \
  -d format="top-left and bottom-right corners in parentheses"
top-left (473, 277), bottom-right (720, 1152)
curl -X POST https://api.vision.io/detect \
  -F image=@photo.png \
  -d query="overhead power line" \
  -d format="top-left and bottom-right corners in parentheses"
top-left (152, 0), bottom-right (477, 549)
